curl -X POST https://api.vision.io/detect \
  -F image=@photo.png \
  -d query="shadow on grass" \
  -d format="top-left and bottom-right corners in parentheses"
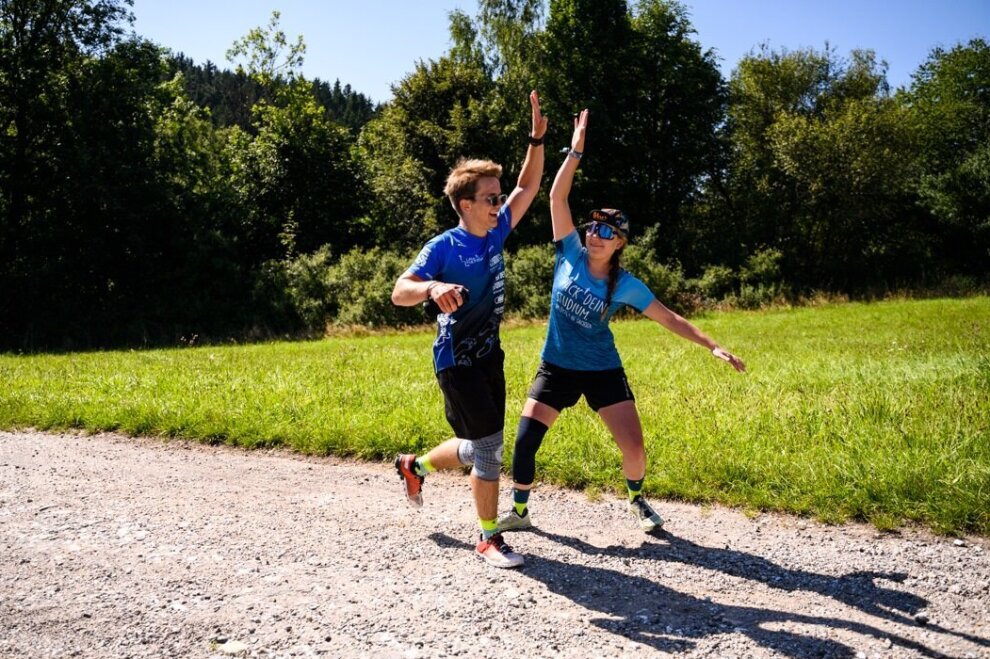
top-left (430, 530), bottom-right (986, 658)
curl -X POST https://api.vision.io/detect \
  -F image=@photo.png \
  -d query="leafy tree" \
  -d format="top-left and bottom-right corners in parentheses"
top-left (718, 45), bottom-right (921, 288)
top-left (225, 12), bottom-right (369, 260)
top-left (0, 0), bottom-right (136, 347)
top-left (769, 96), bottom-right (925, 287)
top-left (358, 9), bottom-right (496, 249)
top-left (906, 38), bottom-right (990, 275)
top-left (541, 0), bottom-right (636, 213)
top-left (624, 0), bottom-right (726, 259)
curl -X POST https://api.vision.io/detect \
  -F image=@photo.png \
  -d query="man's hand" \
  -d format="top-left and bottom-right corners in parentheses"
top-left (530, 90), bottom-right (547, 140)
top-left (427, 283), bottom-right (468, 314)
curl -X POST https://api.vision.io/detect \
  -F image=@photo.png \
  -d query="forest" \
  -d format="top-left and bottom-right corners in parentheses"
top-left (1, 0), bottom-right (987, 349)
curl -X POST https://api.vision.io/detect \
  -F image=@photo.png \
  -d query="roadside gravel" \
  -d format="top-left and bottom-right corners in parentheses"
top-left (1, 430), bottom-right (988, 658)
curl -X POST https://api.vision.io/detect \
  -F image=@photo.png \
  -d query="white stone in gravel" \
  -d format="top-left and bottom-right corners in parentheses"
top-left (217, 640), bottom-right (248, 655)
top-left (953, 539), bottom-right (966, 547)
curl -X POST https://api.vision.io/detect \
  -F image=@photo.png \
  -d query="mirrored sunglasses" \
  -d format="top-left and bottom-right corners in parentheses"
top-left (585, 221), bottom-right (619, 240)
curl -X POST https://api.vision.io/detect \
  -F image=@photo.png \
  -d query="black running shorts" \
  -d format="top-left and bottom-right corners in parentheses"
top-left (527, 360), bottom-right (634, 412)
top-left (435, 349), bottom-right (506, 439)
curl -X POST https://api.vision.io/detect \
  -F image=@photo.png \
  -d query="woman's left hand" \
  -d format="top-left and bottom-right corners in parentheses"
top-left (713, 347), bottom-right (746, 372)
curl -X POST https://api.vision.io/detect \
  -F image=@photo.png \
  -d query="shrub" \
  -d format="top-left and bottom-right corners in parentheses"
top-left (740, 247), bottom-right (784, 286)
top-left (325, 248), bottom-right (426, 327)
top-left (275, 246), bottom-right (426, 331)
top-left (280, 246), bottom-right (336, 328)
top-left (691, 264), bottom-right (737, 300)
top-left (504, 243), bottom-right (555, 318)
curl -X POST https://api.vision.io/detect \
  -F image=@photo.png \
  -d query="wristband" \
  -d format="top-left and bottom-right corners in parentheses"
top-left (528, 135), bottom-right (544, 147)
top-left (425, 282), bottom-right (439, 301)
top-left (568, 149), bottom-right (583, 160)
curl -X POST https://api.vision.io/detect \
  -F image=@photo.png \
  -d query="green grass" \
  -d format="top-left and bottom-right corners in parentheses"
top-left (2, 297), bottom-right (988, 535)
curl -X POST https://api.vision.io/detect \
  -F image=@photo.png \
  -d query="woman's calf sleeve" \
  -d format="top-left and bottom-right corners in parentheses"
top-left (512, 416), bottom-right (549, 485)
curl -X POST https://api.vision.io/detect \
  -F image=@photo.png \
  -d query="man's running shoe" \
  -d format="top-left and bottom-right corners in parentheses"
top-left (394, 454), bottom-right (424, 508)
top-left (628, 495), bottom-right (664, 532)
top-left (496, 508), bottom-right (533, 532)
top-left (476, 532), bottom-right (525, 568)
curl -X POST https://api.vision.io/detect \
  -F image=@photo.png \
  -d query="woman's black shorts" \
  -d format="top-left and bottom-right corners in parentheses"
top-left (527, 360), bottom-right (634, 412)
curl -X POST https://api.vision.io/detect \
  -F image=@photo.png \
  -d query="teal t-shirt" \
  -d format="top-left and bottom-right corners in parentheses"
top-left (541, 230), bottom-right (655, 371)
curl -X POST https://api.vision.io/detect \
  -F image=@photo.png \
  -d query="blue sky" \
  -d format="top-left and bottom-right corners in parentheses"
top-left (130, 1), bottom-right (989, 103)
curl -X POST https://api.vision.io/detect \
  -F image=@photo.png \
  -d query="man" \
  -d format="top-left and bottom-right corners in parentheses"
top-left (391, 90), bottom-right (547, 568)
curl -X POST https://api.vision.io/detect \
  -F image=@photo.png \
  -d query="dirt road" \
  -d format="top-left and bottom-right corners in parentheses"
top-left (1, 430), bottom-right (988, 658)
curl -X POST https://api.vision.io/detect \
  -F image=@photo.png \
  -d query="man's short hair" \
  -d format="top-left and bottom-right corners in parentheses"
top-left (444, 158), bottom-right (503, 215)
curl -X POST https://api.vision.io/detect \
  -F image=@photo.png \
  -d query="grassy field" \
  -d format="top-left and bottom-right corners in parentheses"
top-left (2, 297), bottom-right (988, 535)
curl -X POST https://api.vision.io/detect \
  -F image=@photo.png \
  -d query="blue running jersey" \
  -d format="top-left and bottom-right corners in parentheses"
top-left (408, 205), bottom-right (512, 372)
top-left (541, 230), bottom-right (655, 371)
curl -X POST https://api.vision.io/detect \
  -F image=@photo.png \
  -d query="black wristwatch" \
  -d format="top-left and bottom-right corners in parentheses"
top-left (528, 135), bottom-right (544, 147)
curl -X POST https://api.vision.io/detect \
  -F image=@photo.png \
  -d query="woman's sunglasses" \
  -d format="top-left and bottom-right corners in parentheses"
top-left (474, 193), bottom-right (508, 207)
top-left (585, 221), bottom-right (620, 240)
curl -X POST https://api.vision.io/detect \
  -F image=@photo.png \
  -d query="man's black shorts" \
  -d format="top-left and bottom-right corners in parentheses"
top-left (435, 350), bottom-right (505, 439)
top-left (527, 360), bottom-right (634, 412)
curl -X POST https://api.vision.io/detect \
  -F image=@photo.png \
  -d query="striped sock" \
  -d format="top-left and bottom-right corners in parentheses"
top-left (626, 477), bottom-right (645, 502)
top-left (413, 456), bottom-right (434, 477)
top-left (513, 488), bottom-right (530, 516)
top-left (480, 517), bottom-right (499, 540)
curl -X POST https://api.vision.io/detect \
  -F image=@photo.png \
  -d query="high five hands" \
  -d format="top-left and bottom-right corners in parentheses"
top-left (571, 108), bottom-right (589, 152)
top-left (530, 90), bottom-right (548, 141)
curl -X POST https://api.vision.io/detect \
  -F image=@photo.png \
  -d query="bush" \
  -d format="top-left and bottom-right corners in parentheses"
top-left (325, 248), bottom-right (426, 327)
top-left (690, 264), bottom-right (737, 300)
top-left (740, 247), bottom-right (784, 286)
top-left (280, 246), bottom-right (336, 328)
top-left (275, 246), bottom-right (427, 331)
top-left (622, 227), bottom-right (692, 313)
top-left (504, 243), bottom-right (555, 318)
top-left (728, 283), bottom-right (787, 309)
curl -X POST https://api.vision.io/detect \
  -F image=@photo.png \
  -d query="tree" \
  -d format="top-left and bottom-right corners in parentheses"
top-left (769, 97), bottom-right (925, 287)
top-left (906, 39), bottom-right (990, 275)
top-left (719, 45), bottom-right (918, 288)
top-left (624, 0), bottom-right (726, 260)
top-left (0, 0), bottom-right (136, 347)
top-left (358, 9), bottom-right (496, 249)
top-left (225, 12), bottom-right (369, 259)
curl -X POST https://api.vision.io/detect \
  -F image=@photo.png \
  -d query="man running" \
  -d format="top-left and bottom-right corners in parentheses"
top-left (391, 90), bottom-right (547, 568)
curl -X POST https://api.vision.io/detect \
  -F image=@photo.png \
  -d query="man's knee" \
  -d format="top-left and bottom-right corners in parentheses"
top-left (468, 430), bottom-right (504, 481)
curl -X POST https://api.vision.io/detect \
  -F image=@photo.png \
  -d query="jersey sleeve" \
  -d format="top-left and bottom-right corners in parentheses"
top-left (553, 229), bottom-right (584, 268)
top-left (408, 236), bottom-right (445, 280)
top-left (490, 204), bottom-right (513, 250)
top-left (614, 271), bottom-right (656, 313)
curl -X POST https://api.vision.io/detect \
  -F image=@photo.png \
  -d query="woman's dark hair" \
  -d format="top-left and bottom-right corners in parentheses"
top-left (603, 246), bottom-right (624, 319)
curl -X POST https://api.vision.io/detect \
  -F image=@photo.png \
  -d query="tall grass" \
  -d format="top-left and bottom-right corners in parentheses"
top-left (1, 297), bottom-right (987, 535)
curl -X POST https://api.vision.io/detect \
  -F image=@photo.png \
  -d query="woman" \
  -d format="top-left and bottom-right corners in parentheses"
top-left (499, 109), bottom-right (746, 533)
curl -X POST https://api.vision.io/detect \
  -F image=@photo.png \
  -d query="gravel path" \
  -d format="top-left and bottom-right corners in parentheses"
top-left (1, 430), bottom-right (988, 658)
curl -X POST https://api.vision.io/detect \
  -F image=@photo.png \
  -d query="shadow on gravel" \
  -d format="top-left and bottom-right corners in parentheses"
top-left (533, 528), bottom-right (990, 654)
top-left (429, 532), bottom-right (973, 658)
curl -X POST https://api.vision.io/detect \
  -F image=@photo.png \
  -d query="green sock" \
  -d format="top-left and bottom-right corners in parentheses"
top-left (626, 477), bottom-right (645, 502)
top-left (413, 456), bottom-right (435, 477)
top-left (513, 488), bottom-right (530, 516)
top-left (480, 517), bottom-right (498, 540)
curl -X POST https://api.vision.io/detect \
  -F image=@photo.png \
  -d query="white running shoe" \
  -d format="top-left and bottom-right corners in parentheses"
top-left (628, 496), bottom-right (664, 532)
top-left (476, 533), bottom-right (525, 568)
top-left (497, 508), bottom-right (534, 532)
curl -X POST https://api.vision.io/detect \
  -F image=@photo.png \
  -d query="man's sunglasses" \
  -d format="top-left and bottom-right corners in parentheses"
top-left (474, 193), bottom-right (508, 207)
top-left (585, 221), bottom-right (621, 240)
